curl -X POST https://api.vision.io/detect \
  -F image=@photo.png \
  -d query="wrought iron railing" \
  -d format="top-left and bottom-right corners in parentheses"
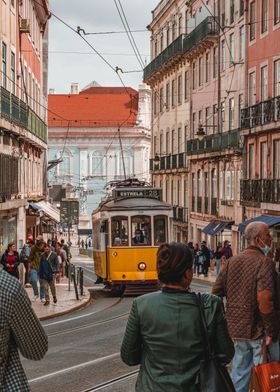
top-left (186, 129), bottom-right (240, 155)
top-left (0, 87), bottom-right (47, 143)
top-left (240, 179), bottom-right (280, 204)
top-left (150, 153), bottom-right (187, 171)
top-left (183, 16), bottom-right (218, 54)
top-left (241, 96), bottom-right (280, 129)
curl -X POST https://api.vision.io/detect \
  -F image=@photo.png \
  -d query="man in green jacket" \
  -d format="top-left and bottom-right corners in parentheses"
top-left (28, 235), bottom-right (45, 302)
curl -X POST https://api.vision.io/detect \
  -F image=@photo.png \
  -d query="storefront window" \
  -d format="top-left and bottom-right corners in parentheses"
top-left (0, 214), bottom-right (17, 256)
top-left (154, 216), bottom-right (167, 245)
top-left (131, 216), bottom-right (151, 246)
top-left (111, 216), bottom-right (128, 246)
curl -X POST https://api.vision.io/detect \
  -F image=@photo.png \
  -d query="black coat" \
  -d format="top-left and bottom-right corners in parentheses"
top-left (0, 251), bottom-right (20, 278)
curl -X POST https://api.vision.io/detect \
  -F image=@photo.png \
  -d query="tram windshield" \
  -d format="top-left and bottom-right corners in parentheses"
top-left (131, 216), bottom-right (151, 246)
top-left (154, 216), bottom-right (167, 244)
top-left (111, 216), bottom-right (128, 246)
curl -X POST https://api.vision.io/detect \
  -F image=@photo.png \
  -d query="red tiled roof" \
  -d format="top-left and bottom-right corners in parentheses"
top-left (48, 88), bottom-right (138, 128)
top-left (80, 86), bottom-right (137, 95)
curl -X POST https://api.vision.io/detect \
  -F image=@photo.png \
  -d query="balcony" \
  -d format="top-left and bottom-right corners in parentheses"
top-left (0, 153), bottom-right (19, 202)
top-left (0, 87), bottom-right (47, 143)
top-left (241, 96), bottom-right (280, 129)
top-left (241, 179), bottom-right (280, 204)
top-left (150, 153), bottom-right (188, 171)
top-left (186, 129), bottom-right (241, 156)
top-left (183, 16), bottom-right (218, 59)
top-left (144, 34), bottom-right (184, 81)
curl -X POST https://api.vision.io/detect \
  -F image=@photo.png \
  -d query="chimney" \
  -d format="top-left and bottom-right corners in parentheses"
top-left (49, 88), bottom-right (55, 94)
top-left (71, 83), bottom-right (79, 94)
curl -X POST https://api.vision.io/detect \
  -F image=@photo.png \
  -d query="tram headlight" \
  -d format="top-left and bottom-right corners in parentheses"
top-left (138, 262), bottom-right (146, 271)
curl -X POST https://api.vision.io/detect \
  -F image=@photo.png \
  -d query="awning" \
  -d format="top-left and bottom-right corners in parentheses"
top-left (29, 201), bottom-right (60, 223)
top-left (238, 214), bottom-right (280, 234)
top-left (202, 221), bottom-right (234, 236)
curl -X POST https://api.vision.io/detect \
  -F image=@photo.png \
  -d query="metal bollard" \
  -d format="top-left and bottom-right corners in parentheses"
top-left (68, 262), bottom-right (71, 291)
top-left (80, 269), bottom-right (84, 296)
top-left (71, 265), bottom-right (79, 300)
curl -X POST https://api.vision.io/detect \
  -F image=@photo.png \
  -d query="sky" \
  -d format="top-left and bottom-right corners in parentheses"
top-left (48, 0), bottom-right (159, 94)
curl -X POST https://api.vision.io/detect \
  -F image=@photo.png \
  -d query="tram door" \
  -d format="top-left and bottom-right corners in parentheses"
top-left (100, 220), bottom-right (109, 279)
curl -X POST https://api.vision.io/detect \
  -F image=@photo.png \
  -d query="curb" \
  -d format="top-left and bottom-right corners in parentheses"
top-left (39, 292), bottom-right (92, 321)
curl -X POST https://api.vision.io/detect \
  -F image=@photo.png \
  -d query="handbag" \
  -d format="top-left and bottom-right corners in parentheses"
top-left (196, 293), bottom-right (235, 392)
top-left (249, 343), bottom-right (280, 392)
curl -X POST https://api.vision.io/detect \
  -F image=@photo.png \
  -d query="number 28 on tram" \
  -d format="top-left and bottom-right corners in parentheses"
top-left (91, 187), bottom-right (173, 292)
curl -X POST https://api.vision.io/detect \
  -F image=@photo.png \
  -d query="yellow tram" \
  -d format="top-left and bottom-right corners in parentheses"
top-left (92, 180), bottom-right (173, 294)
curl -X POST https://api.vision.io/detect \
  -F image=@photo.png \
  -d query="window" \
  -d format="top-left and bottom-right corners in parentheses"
top-left (198, 110), bottom-right (202, 127)
top-left (192, 62), bottom-right (196, 89)
top-left (213, 47), bottom-right (218, 78)
top-left (229, 98), bottom-right (234, 130)
top-left (240, 0), bottom-right (245, 16)
top-left (177, 179), bottom-right (181, 205)
top-left (178, 127), bottom-right (182, 153)
top-left (221, 0), bottom-right (225, 27)
top-left (92, 155), bottom-right (103, 176)
top-left (178, 75), bottom-right (182, 104)
top-left (213, 104), bottom-right (218, 131)
top-left (184, 125), bottom-right (188, 150)
top-left (261, 65), bottom-right (268, 101)
top-left (230, 0), bottom-right (235, 24)
top-left (192, 112), bottom-right (196, 137)
top-left (2, 42), bottom-right (7, 89)
top-left (171, 79), bottom-right (176, 106)
top-left (250, 1), bottom-right (256, 41)
top-left (160, 133), bottom-right (163, 155)
top-left (275, 0), bottom-right (280, 24)
top-left (226, 169), bottom-right (234, 200)
top-left (221, 40), bottom-right (225, 71)
top-left (172, 129), bottom-right (175, 154)
top-left (154, 216), bottom-right (167, 245)
top-left (159, 87), bottom-right (164, 113)
top-left (172, 23), bottom-right (176, 41)
top-left (153, 91), bottom-right (157, 115)
top-left (229, 33), bottom-right (234, 65)
top-left (211, 169), bottom-right (217, 198)
top-left (273, 139), bottom-right (280, 178)
top-left (199, 57), bottom-right (203, 86)
top-left (205, 53), bottom-right (210, 82)
top-left (166, 82), bottom-right (170, 110)
top-left (131, 216), bottom-right (151, 246)
top-left (221, 102), bottom-right (225, 132)
top-left (238, 94), bottom-right (244, 127)
top-left (184, 70), bottom-right (190, 99)
top-left (249, 144), bottom-right (255, 179)
top-left (220, 171), bottom-right (225, 199)
top-left (261, 0), bottom-right (268, 33)
top-left (166, 131), bottom-right (169, 154)
top-left (260, 141), bottom-right (268, 178)
top-left (11, 52), bottom-right (15, 95)
top-left (178, 16), bottom-right (182, 35)
top-left (160, 34), bottom-right (164, 52)
top-left (111, 216), bottom-right (128, 246)
top-left (274, 60), bottom-right (280, 97)
top-left (197, 170), bottom-right (202, 212)
top-left (249, 71), bottom-right (256, 105)
top-left (206, 107), bottom-right (210, 132)
top-left (239, 26), bottom-right (245, 60)
top-left (166, 27), bottom-right (170, 46)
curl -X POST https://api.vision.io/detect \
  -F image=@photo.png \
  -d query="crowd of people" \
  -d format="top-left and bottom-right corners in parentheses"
top-left (0, 235), bottom-right (72, 306)
top-left (187, 239), bottom-right (233, 277)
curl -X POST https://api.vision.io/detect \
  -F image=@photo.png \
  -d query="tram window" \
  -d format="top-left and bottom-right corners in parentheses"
top-left (131, 216), bottom-right (151, 246)
top-left (111, 216), bottom-right (128, 246)
top-left (154, 216), bottom-right (167, 245)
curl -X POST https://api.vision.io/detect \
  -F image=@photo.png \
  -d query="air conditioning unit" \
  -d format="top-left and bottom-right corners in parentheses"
top-left (19, 18), bottom-right (30, 34)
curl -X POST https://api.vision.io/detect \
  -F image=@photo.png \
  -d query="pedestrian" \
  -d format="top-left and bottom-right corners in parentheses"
top-left (0, 268), bottom-right (48, 390)
top-left (193, 243), bottom-right (200, 275)
top-left (85, 241), bottom-right (88, 250)
top-left (214, 242), bottom-right (223, 275)
top-left (88, 238), bottom-right (92, 248)
top-left (222, 240), bottom-right (233, 259)
top-left (61, 238), bottom-right (71, 261)
top-left (0, 243), bottom-right (20, 279)
top-left (56, 242), bottom-right (67, 279)
top-left (121, 242), bottom-right (234, 391)
top-left (20, 238), bottom-right (32, 285)
top-left (39, 244), bottom-right (59, 306)
top-left (28, 235), bottom-right (45, 302)
top-left (81, 239), bottom-right (85, 249)
top-left (212, 221), bottom-right (280, 392)
top-left (200, 241), bottom-right (211, 277)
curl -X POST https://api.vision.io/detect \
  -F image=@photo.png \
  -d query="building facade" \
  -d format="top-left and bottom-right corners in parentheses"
top-left (240, 0), bottom-right (280, 244)
top-left (0, 0), bottom-right (50, 253)
top-left (48, 83), bottom-right (151, 228)
top-left (145, 0), bottom-right (247, 251)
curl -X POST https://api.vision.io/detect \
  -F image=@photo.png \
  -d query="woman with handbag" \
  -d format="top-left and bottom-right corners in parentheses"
top-left (121, 242), bottom-right (235, 391)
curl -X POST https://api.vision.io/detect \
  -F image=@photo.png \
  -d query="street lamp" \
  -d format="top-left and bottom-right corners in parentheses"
top-left (196, 124), bottom-right (206, 141)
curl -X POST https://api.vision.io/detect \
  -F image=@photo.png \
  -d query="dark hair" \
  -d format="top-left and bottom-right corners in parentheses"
top-left (7, 243), bottom-right (15, 251)
top-left (157, 242), bottom-right (193, 284)
top-left (29, 240), bottom-right (35, 245)
top-left (60, 239), bottom-right (65, 244)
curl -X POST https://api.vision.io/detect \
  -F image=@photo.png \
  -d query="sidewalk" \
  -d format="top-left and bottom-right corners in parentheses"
top-left (193, 269), bottom-right (217, 285)
top-left (26, 276), bottom-right (91, 321)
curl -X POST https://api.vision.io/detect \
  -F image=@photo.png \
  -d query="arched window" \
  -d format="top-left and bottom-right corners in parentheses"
top-left (57, 149), bottom-right (72, 177)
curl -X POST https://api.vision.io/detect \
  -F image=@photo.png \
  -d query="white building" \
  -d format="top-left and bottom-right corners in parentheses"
top-left (48, 83), bottom-right (151, 229)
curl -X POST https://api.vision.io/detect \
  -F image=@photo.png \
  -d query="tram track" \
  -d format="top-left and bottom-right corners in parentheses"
top-left (47, 312), bottom-right (129, 337)
top-left (80, 370), bottom-right (139, 392)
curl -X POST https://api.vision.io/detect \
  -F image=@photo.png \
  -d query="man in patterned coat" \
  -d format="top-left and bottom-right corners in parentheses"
top-left (0, 268), bottom-right (48, 391)
top-left (213, 221), bottom-right (280, 392)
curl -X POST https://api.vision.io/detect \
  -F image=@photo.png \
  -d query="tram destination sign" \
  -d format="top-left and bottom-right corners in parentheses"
top-left (113, 188), bottom-right (162, 201)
